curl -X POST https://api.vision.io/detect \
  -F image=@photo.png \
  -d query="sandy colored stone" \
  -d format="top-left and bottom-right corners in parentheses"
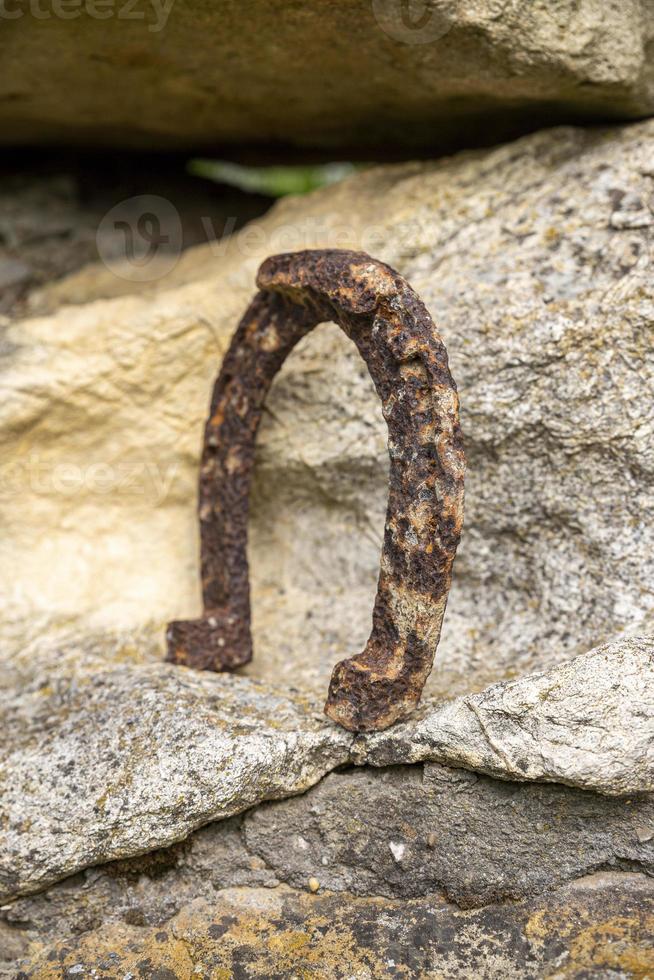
top-left (2, 121), bottom-right (654, 706)
top-left (10, 875), bottom-right (654, 980)
top-left (2, 2), bottom-right (654, 155)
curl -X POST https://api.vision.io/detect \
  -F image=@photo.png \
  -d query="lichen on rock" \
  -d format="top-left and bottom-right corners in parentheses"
top-left (2, 118), bottom-right (654, 977)
top-left (10, 876), bottom-right (654, 980)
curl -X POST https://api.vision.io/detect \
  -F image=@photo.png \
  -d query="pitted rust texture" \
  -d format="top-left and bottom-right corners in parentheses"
top-left (167, 249), bottom-right (465, 732)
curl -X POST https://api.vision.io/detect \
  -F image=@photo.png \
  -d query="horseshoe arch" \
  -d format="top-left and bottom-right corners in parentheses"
top-left (166, 249), bottom-right (465, 732)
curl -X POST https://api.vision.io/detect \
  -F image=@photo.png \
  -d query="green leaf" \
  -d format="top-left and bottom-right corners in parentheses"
top-left (187, 160), bottom-right (358, 197)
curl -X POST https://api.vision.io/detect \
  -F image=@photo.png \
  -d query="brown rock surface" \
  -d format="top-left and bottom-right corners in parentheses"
top-left (10, 876), bottom-right (654, 979)
top-left (3, 2), bottom-right (654, 154)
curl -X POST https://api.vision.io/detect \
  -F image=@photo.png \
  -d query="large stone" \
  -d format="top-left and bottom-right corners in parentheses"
top-left (8, 875), bottom-right (654, 979)
top-left (354, 637), bottom-right (654, 796)
top-left (1, 120), bottom-right (654, 705)
top-left (0, 655), bottom-right (352, 902)
top-left (1, 631), bottom-right (651, 903)
top-left (2, 3), bottom-right (654, 154)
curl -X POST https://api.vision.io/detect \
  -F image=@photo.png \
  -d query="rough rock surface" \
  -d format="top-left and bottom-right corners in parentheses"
top-left (2, 121), bottom-right (654, 705)
top-left (3, 2), bottom-right (654, 153)
top-left (4, 759), bottom-right (652, 943)
top-left (0, 657), bottom-right (352, 902)
top-left (1, 632), bottom-right (651, 903)
top-left (245, 763), bottom-right (654, 908)
top-left (3, 120), bottom-right (654, 976)
top-left (355, 637), bottom-right (654, 796)
top-left (7, 875), bottom-right (654, 979)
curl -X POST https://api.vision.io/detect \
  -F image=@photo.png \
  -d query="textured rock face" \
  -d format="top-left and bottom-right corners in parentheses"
top-left (2, 121), bottom-right (654, 704)
top-left (2, 2), bottom-right (654, 153)
top-left (356, 637), bottom-right (654, 796)
top-left (246, 766), bottom-right (654, 909)
top-left (0, 654), bottom-right (351, 902)
top-left (7, 871), bottom-right (654, 978)
top-left (2, 121), bottom-right (654, 976)
top-left (5, 757), bottom-right (653, 947)
top-left (1, 631), bottom-right (651, 903)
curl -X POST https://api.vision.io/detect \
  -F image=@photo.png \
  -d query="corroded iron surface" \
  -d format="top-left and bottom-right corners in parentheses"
top-left (167, 249), bottom-right (465, 731)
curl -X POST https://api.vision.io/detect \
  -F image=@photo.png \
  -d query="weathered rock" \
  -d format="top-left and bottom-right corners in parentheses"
top-left (2, 3), bottom-right (654, 154)
top-left (1, 813), bottom-right (276, 969)
top-left (245, 763), bottom-right (654, 908)
top-left (5, 759), bottom-right (652, 955)
top-left (1, 630), bottom-right (651, 903)
top-left (0, 658), bottom-right (351, 902)
top-left (354, 637), bottom-right (654, 796)
top-left (4, 719), bottom-right (654, 973)
top-left (2, 121), bottom-right (654, 706)
top-left (9, 875), bottom-right (654, 979)
top-left (0, 166), bottom-right (269, 316)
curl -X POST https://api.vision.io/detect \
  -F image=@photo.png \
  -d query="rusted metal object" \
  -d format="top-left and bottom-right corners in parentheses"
top-left (167, 249), bottom-right (465, 732)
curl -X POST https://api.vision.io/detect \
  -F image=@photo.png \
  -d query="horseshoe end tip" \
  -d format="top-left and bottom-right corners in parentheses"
top-left (166, 616), bottom-right (252, 672)
top-left (323, 695), bottom-right (415, 733)
top-left (324, 659), bottom-right (419, 733)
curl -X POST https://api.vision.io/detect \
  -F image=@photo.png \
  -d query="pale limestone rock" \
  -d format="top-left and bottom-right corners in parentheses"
top-left (355, 636), bottom-right (654, 796)
top-left (1, 2), bottom-right (654, 153)
top-left (1, 121), bottom-right (654, 703)
top-left (0, 659), bottom-right (351, 902)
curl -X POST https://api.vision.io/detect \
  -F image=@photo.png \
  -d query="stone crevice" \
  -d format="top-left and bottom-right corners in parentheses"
top-left (1, 634), bottom-right (652, 904)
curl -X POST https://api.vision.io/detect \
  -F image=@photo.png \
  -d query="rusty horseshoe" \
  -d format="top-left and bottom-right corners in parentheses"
top-left (166, 249), bottom-right (465, 732)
